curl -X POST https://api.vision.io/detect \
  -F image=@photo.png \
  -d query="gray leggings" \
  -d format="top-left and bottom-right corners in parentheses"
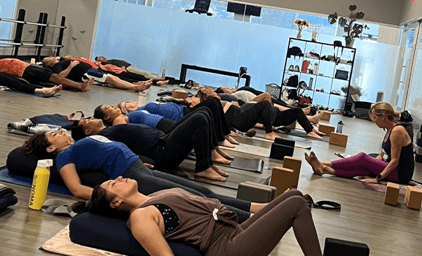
top-left (210, 190), bottom-right (322, 256)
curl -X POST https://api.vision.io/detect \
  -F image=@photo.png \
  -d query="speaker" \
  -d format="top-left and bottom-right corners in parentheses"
top-left (323, 238), bottom-right (369, 256)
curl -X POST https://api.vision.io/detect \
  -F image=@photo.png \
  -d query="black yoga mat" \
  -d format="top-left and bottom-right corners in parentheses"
top-left (220, 157), bottom-right (264, 173)
top-left (275, 129), bottom-right (330, 142)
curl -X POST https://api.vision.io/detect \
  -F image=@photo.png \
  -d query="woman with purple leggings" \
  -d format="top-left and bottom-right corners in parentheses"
top-left (305, 102), bottom-right (414, 184)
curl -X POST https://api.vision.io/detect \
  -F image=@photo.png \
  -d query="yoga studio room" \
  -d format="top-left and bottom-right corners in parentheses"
top-left (1, 0), bottom-right (422, 255)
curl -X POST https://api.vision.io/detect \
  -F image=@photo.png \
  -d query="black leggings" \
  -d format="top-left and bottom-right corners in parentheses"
top-left (225, 101), bottom-right (276, 134)
top-left (149, 108), bottom-right (217, 172)
top-left (0, 72), bottom-right (42, 94)
top-left (123, 160), bottom-right (251, 223)
top-left (184, 97), bottom-right (231, 141)
top-left (273, 107), bottom-right (314, 133)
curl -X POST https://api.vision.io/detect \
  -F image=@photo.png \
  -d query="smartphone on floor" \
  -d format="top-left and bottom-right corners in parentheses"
top-left (334, 152), bottom-right (351, 158)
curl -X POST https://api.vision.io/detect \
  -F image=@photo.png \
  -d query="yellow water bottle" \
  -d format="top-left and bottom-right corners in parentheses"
top-left (28, 159), bottom-right (53, 210)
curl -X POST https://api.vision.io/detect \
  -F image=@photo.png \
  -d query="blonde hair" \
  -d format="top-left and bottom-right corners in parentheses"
top-left (369, 102), bottom-right (400, 122)
top-left (116, 102), bottom-right (128, 115)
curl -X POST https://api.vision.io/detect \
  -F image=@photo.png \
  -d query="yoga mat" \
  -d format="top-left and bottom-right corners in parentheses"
top-left (0, 166), bottom-right (71, 196)
top-left (177, 161), bottom-right (271, 190)
top-left (361, 182), bottom-right (410, 196)
top-left (244, 134), bottom-right (312, 149)
top-left (227, 157), bottom-right (264, 173)
top-left (224, 143), bottom-right (270, 158)
top-left (276, 129), bottom-right (330, 142)
top-left (0, 86), bottom-right (61, 97)
top-left (41, 225), bottom-right (123, 256)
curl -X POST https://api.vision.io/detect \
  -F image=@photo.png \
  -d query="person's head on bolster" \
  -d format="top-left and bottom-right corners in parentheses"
top-left (71, 117), bottom-right (106, 141)
top-left (22, 130), bottom-right (74, 157)
top-left (94, 104), bottom-right (122, 125)
top-left (72, 176), bottom-right (135, 219)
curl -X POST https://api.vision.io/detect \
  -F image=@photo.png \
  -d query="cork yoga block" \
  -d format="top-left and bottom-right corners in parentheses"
top-left (329, 132), bottom-right (348, 147)
top-left (172, 90), bottom-right (189, 99)
top-left (318, 124), bottom-right (335, 136)
top-left (384, 182), bottom-right (400, 206)
top-left (405, 186), bottom-right (422, 210)
top-left (320, 111), bottom-right (331, 121)
top-left (270, 167), bottom-right (293, 197)
top-left (283, 156), bottom-right (302, 187)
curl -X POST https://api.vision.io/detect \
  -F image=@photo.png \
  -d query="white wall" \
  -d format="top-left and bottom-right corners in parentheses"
top-left (225, 0), bottom-right (404, 26)
top-left (400, 0), bottom-right (422, 24)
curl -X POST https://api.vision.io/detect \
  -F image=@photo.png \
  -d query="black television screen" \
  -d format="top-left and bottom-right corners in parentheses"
top-left (245, 5), bottom-right (261, 16)
top-left (227, 3), bottom-right (245, 14)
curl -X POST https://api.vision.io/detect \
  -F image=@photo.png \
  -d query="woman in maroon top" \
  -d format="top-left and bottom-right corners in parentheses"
top-left (75, 177), bottom-right (323, 256)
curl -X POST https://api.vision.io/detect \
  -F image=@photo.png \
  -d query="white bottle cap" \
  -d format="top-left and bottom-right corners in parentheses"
top-left (37, 159), bottom-right (53, 168)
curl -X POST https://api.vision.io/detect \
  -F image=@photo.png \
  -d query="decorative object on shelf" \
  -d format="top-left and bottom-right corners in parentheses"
top-left (287, 46), bottom-right (304, 59)
top-left (335, 68), bottom-right (349, 80)
top-left (312, 30), bottom-right (318, 42)
top-left (328, 5), bottom-right (368, 47)
top-left (294, 19), bottom-right (309, 39)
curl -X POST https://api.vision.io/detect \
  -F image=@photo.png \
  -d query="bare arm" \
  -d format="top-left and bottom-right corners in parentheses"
top-left (59, 163), bottom-right (93, 199)
top-left (130, 208), bottom-right (175, 256)
top-left (58, 60), bottom-right (80, 78)
top-left (251, 92), bottom-right (272, 104)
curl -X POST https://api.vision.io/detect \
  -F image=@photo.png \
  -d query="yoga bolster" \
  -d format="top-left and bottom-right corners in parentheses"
top-left (70, 212), bottom-right (203, 256)
top-left (6, 147), bottom-right (109, 187)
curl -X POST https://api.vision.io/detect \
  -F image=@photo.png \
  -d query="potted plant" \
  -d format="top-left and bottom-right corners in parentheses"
top-left (328, 5), bottom-right (368, 47)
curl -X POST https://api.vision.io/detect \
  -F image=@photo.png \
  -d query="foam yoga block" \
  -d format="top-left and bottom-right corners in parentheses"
top-left (329, 132), bottom-right (348, 147)
top-left (323, 237), bottom-right (370, 256)
top-left (172, 89), bottom-right (188, 99)
top-left (282, 156), bottom-right (302, 187)
top-left (384, 182), bottom-right (400, 206)
top-left (318, 124), bottom-right (335, 136)
top-left (237, 181), bottom-right (276, 203)
top-left (405, 186), bottom-right (422, 210)
top-left (270, 167), bottom-right (293, 197)
top-left (320, 111), bottom-right (331, 121)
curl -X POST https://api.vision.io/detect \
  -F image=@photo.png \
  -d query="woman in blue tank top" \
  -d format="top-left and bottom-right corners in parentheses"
top-left (22, 130), bottom-right (269, 223)
top-left (305, 102), bottom-right (414, 184)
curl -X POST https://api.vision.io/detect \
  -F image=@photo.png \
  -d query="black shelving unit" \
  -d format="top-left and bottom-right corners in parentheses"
top-left (281, 38), bottom-right (356, 110)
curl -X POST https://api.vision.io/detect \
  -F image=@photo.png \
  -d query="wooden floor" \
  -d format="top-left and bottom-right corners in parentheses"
top-left (0, 84), bottom-right (421, 256)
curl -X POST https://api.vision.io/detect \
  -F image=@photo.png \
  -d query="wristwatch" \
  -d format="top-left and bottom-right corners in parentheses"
top-left (376, 174), bottom-right (384, 181)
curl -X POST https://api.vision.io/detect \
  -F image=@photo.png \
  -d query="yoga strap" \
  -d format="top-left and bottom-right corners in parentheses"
top-left (304, 194), bottom-right (341, 211)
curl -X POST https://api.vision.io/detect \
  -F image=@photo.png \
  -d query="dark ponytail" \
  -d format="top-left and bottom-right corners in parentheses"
top-left (22, 133), bottom-right (54, 158)
top-left (71, 184), bottom-right (129, 219)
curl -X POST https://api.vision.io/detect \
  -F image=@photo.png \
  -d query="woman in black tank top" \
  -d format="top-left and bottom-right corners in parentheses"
top-left (304, 102), bottom-right (414, 184)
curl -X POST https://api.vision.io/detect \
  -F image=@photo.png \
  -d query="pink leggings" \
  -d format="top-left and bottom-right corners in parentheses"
top-left (332, 152), bottom-right (399, 181)
top-left (216, 190), bottom-right (322, 256)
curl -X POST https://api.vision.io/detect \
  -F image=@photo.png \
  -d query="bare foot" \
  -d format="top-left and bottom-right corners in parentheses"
top-left (265, 132), bottom-right (280, 141)
top-left (308, 111), bottom-right (323, 124)
top-left (156, 80), bottom-right (169, 86)
top-left (81, 77), bottom-right (94, 92)
top-left (307, 131), bottom-right (323, 140)
top-left (302, 106), bottom-right (311, 115)
top-left (230, 130), bottom-right (238, 137)
top-left (218, 139), bottom-right (235, 148)
top-left (41, 85), bottom-right (62, 96)
top-left (304, 151), bottom-right (324, 175)
top-left (226, 135), bottom-right (239, 145)
top-left (212, 149), bottom-right (231, 165)
top-left (211, 164), bottom-right (228, 177)
top-left (195, 167), bottom-right (227, 181)
top-left (216, 147), bottom-right (234, 160)
top-left (313, 128), bottom-right (325, 136)
top-left (144, 163), bottom-right (154, 169)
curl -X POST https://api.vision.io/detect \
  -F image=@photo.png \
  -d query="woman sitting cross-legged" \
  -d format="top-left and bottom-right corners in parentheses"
top-left (117, 97), bottom-right (238, 147)
top-left (73, 178), bottom-right (323, 256)
top-left (73, 109), bottom-right (232, 179)
top-left (22, 131), bottom-right (266, 222)
top-left (305, 102), bottom-right (414, 184)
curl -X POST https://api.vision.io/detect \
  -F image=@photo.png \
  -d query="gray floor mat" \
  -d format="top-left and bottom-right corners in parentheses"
top-left (220, 157), bottom-right (264, 173)
top-left (177, 161), bottom-right (271, 190)
top-left (275, 129), bottom-right (330, 142)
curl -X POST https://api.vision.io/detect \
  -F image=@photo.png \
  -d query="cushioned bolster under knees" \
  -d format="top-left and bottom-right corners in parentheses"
top-left (70, 212), bottom-right (203, 256)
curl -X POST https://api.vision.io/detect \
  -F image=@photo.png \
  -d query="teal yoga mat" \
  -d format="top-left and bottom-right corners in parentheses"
top-left (0, 166), bottom-right (71, 195)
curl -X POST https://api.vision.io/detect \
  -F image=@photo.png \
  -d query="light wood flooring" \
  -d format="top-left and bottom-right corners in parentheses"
top-left (0, 84), bottom-right (421, 256)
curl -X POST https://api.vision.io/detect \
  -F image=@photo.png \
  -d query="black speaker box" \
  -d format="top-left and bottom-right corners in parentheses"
top-left (323, 237), bottom-right (369, 256)
top-left (269, 138), bottom-right (295, 160)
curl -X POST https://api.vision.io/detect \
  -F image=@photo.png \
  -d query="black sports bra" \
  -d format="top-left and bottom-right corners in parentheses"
top-left (154, 204), bottom-right (180, 234)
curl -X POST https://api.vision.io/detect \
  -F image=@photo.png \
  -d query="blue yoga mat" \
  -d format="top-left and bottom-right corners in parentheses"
top-left (0, 166), bottom-right (71, 195)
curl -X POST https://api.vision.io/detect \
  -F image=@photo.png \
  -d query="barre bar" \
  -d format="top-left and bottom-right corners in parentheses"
top-left (47, 24), bottom-right (66, 29)
top-left (0, 42), bottom-right (21, 46)
top-left (21, 43), bottom-right (44, 47)
top-left (44, 44), bottom-right (63, 47)
top-left (0, 18), bottom-right (25, 24)
top-left (0, 18), bottom-right (65, 28)
top-left (25, 21), bottom-right (47, 26)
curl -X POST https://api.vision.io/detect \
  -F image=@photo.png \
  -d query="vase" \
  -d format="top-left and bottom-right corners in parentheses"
top-left (312, 30), bottom-right (318, 42)
top-left (297, 30), bottom-right (302, 39)
top-left (345, 37), bottom-right (355, 48)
